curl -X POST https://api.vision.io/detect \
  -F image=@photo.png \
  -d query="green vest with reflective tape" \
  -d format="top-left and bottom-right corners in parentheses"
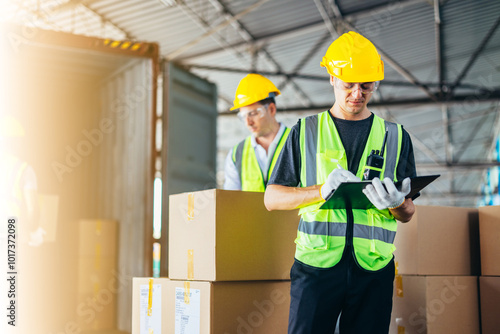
top-left (296, 111), bottom-right (403, 271)
top-left (232, 127), bottom-right (291, 192)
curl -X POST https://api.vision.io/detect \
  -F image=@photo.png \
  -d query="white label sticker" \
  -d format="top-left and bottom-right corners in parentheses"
top-left (175, 287), bottom-right (201, 334)
top-left (140, 284), bottom-right (161, 334)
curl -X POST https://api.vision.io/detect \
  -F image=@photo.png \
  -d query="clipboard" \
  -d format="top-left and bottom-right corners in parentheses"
top-left (320, 174), bottom-right (440, 210)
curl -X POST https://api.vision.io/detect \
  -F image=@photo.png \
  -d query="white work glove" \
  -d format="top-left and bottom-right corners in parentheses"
top-left (320, 165), bottom-right (361, 200)
top-left (363, 177), bottom-right (411, 210)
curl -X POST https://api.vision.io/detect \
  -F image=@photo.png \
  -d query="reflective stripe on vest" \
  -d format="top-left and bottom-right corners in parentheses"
top-left (295, 111), bottom-right (402, 270)
top-left (233, 127), bottom-right (291, 192)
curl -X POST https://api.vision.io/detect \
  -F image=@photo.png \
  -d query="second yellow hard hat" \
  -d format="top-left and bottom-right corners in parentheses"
top-left (231, 74), bottom-right (281, 111)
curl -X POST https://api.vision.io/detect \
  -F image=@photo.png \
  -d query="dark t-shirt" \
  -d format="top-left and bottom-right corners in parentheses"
top-left (268, 112), bottom-right (416, 187)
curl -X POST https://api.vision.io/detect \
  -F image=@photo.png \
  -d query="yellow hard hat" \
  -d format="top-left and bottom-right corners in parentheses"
top-left (231, 74), bottom-right (281, 111)
top-left (320, 31), bottom-right (384, 83)
top-left (0, 115), bottom-right (25, 137)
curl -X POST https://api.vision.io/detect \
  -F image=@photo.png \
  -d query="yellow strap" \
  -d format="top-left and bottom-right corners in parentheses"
top-left (96, 220), bottom-right (102, 236)
top-left (395, 275), bottom-right (404, 298)
top-left (94, 244), bottom-right (101, 270)
top-left (184, 281), bottom-right (190, 304)
top-left (187, 249), bottom-right (194, 280)
top-left (187, 193), bottom-right (195, 221)
top-left (147, 278), bottom-right (154, 316)
top-left (398, 325), bottom-right (405, 334)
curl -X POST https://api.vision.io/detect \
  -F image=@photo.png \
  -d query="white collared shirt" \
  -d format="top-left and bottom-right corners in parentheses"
top-left (223, 123), bottom-right (286, 190)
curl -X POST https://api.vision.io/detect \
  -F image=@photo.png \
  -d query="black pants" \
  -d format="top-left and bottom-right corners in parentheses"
top-left (288, 248), bottom-right (395, 334)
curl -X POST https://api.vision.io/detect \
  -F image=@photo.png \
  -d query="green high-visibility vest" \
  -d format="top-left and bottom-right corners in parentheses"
top-left (296, 111), bottom-right (403, 271)
top-left (232, 127), bottom-right (291, 192)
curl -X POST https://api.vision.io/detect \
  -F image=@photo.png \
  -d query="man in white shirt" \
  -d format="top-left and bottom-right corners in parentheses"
top-left (224, 74), bottom-right (290, 192)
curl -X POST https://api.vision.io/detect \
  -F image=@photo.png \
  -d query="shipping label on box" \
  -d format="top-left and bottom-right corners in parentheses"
top-left (175, 286), bottom-right (201, 334)
top-left (132, 278), bottom-right (170, 334)
top-left (140, 283), bottom-right (162, 334)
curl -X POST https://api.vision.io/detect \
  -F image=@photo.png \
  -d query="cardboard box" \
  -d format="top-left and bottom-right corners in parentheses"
top-left (77, 257), bottom-right (117, 294)
top-left (390, 275), bottom-right (479, 334)
top-left (79, 219), bottom-right (118, 257)
top-left (38, 193), bottom-right (59, 242)
top-left (479, 276), bottom-right (500, 334)
top-left (394, 205), bottom-right (480, 275)
top-left (479, 206), bottom-right (500, 276)
top-left (169, 189), bottom-right (299, 281)
top-left (132, 278), bottom-right (290, 334)
top-left (77, 219), bottom-right (118, 331)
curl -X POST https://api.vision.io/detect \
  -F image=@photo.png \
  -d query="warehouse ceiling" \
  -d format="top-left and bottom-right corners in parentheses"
top-left (3, 0), bottom-right (500, 206)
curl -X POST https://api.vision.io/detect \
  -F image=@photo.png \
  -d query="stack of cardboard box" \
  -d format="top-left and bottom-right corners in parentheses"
top-left (478, 206), bottom-right (500, 334)
top-left (389, 206), bottom-right (481, 334)
top-left (77, 220), bottom-right (119, 332)
top-left (132, 189), bottom-right (299, 333)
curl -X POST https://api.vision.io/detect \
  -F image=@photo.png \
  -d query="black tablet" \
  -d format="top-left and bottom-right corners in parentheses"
top-left (320, 174), bottom-right (440, 210)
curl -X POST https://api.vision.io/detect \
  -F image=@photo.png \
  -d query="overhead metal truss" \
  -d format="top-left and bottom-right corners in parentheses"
top-left (8, 0), bottom-right (500, 207)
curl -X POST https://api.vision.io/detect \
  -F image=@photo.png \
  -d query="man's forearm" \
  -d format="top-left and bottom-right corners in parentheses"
top-left (389, 198), bottom-right (415, 223)
top-left (264, 184), bottom-right (323, 211)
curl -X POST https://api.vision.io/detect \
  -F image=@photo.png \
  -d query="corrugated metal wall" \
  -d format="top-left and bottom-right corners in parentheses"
top-left (98, 58), bottom-right (154, 332)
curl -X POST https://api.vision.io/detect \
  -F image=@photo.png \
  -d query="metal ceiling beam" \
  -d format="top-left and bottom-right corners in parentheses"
top-left (217, 91), bottom-right (500, 112)
top-left (165, 0), bottom-right (269, 61)
top-left (407, 106), bottom-right (498, 132)
top-left (434, 0), bottom-right (444, 97)
top-left (342, 21), bottom-right (440, 103)
top-left (377, 107), bottom-right (443, 165)
top-left (218, 92), bottom-right (500, 115)
top-left (181, 0), bottom-right (425, 61)
top-left (81, 4), bottom-right (136, 39)
top-left (28, 0), bottom-right (137, 39)
top-left (451, 14), bottom-right (500, 90)
top-left (452, 105), bottom-right (498, 162)
top-left (170, 1), bottom-right (252, 68)
top-left (486, 103), bottom-right (500, 158)
top-left (312, 0), bottom-right (439, 103)
top-left (181, 21), bottom-right (327, 61)
top-left (187, 64), bottom-right (494, 92)
top-left (407, 129), bottom-right (442, 165)
top-left (205, 0), bottom-right (313, 107)
top-left (441, 105), bottom-right (453, 164)
top-left (314, 0), bottom-right (338, 38)
top-left (278, 31), bottom-right (331, 92)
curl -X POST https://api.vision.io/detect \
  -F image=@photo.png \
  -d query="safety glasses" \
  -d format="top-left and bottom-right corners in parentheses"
top-left (237, 105), bottom-right (267, 121)
top-left (334, 78), bottom-right (380, 94)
